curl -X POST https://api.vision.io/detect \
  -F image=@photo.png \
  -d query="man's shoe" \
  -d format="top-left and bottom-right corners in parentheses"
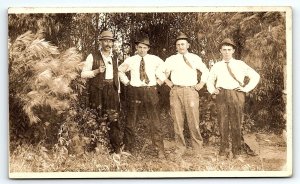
top-left (246, 149), bottom-right (258, 156)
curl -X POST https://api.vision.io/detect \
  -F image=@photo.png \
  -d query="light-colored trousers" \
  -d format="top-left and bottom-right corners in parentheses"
top-left (170, 86), bottom-right (203, 153)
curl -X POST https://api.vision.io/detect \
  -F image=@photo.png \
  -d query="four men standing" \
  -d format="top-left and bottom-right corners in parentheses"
top-left (82, 30), bottom-right (260, 159)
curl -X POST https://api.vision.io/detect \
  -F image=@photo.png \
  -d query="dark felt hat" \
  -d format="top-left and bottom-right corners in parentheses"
top-left (99, 31), bottom-right (116, 41)
top-left (135, 37), bottom-right (151, 47)
top-left (175, 32), bottom-right (189, 42)
top-left (219, 38), bottom-right (236, 49)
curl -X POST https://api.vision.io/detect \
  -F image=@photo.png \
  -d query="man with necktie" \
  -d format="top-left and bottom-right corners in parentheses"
top-left (156, 32), bottom-right (209, 156)
top-left (118, 37), bottom-right (166, 158)
top-left (206, 38), bottom-right (260, 159)
top-left (81, 30), bottom-right (121, 154)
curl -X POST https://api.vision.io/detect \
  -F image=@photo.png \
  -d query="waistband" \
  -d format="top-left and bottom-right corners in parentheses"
top-left (103, 79), bottom-right (114, 83)
top-left (173, 85), bottom-right (195, 88)
top-left (218, 87), bottom-right (239, 91)
top-left (130, 85), bottom-right (157, 89)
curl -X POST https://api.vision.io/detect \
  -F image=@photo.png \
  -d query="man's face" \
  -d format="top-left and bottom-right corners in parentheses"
top-left (136, 43), bottom-right (150, 57)
top-left (176, 39), bottom-right (189, 54)
top-left (100, 39), bottom-right (114, 52)
top-left (220, 45), bottom-right (235, 61)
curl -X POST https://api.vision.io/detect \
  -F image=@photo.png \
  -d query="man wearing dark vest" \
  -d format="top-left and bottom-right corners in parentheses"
top-left (207, 38), bottom-right (260, 159)
top-left (118, 37), bottom-right (166, 159)
top-left (81, 30), bottom-right (121, 154)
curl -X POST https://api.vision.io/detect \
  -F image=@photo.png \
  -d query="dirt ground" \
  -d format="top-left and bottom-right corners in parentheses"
top-left (118, 132), bottom-right (287, 172)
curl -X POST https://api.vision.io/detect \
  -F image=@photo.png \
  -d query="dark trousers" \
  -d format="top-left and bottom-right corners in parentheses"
top-left (216, 89), bottom-right (245, 155)
top-left (123, 86), bottom-right (164, 152)
top-left (89, 81), bottom-right (121, 153)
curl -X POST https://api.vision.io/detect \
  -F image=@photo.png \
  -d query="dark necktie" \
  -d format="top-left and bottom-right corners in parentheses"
top-left (140, 57), bottom-right (149, 84)
top-left (183, 54), bottom-right (193, 69)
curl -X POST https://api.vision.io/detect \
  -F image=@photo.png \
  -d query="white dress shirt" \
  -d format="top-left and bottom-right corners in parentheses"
top-left (156, 52), bottom-right (209, 86)
top-left (207, 58), bottom-right (260, 93)
top-left (81, 50), bottom-right (114, 79)
top-left (118, 54), bottom-right (164, 87)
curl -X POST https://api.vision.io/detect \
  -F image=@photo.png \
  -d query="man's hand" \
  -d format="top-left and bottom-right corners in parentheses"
top-left (93, 69), bottom-right (100, 75)
top-left (165, 79), bottom-right (174, 89)
top-left (213, 88), bottom-right (220, 95)
top-left (194, 82), bottom-right (205, 91)
top-left (236, 86), bottom-right (248, 93)
top-left (124, 81), bottom-right (130, 86)
top-left (156, 78), bottom-right (163, 86)
top-left (99, 65), bottom-right (106, 73)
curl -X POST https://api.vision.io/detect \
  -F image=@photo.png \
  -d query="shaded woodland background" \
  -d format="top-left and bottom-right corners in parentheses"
top-left (8, 12), bottom-right (287, 165)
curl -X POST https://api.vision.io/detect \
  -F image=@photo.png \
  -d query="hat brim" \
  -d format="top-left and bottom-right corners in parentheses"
top-left (219, 42), bottom-right (236, 49)
top-left (135, 41), bottom-right (151, 47)
top-left (99, 37), bottom-right (116, 41)
top-left (175, 38), bottom-right (189, 43)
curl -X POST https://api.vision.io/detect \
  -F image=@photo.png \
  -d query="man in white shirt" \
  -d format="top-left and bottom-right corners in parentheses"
top-left (156, 32), bottom-right (209, 155)
top-left (118, 37), bottom-right (166, 158)
top-left (207, 38), bottom-right (260, 159)
top-left (81, 31), bottom-right (121, 154)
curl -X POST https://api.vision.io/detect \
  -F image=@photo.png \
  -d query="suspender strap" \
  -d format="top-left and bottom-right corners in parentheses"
top-left (226, 62), bottom-right (245, 87)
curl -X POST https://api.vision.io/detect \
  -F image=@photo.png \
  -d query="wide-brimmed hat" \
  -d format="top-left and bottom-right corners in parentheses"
top-left (175, 32), bottom-right (189, 43)
top-left (135, 37), bottom-right (151, 47)
top-left (219, 38), bottom-right (236, 49)
top-left (99, 31), bottom-right (116, 41)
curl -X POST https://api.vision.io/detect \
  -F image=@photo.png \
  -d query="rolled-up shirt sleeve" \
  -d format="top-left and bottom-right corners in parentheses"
top-left (81, 54), bottom-right (95, 78)
top-left (118, 59), bottom-right (130, 85)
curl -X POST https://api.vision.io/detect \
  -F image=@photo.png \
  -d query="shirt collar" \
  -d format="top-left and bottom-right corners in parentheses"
top-left (177, 51), bottom-right (189, 56)
top-left (222, 58), bottom-right (235, 63)
top-left (138, 54), bottom-right (148, 59)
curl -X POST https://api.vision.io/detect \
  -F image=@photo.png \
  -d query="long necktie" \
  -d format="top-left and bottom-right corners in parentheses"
top-left (140, 57), bottom-right (149, 84)
top-left (183, 54), bottom-right (193, 69)
top-left (226, 62), bottom-right (244, 87)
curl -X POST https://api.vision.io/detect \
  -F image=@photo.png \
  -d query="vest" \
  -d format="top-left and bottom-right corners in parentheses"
top-left (89, 51), bottom-right (119, 90)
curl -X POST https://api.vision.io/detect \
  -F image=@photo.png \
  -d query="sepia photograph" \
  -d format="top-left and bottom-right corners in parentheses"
top-left (8, 6), bottom-right (292, 178)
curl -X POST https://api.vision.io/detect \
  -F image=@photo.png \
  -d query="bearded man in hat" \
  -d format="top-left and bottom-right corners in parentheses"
top-left (156, 32), bottom-right (209, 156)
top-left (81, 30), bottom-right (121, 154)
top-left (206, 38), bottom-right (260, 159)
top-left (118, 36), bottom-right (166, 158)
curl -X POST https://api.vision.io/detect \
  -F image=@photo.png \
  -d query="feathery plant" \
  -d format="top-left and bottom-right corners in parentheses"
top-left (9, 30), bottom-right (83, 124)
top-left (9, 30), bottom-right (86, 150)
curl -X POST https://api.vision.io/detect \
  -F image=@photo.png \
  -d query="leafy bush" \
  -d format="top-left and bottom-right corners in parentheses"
top-left (9, 30), bottom-right (84, 149)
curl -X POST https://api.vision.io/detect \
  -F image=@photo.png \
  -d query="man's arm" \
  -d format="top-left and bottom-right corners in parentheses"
top-left (194, 56), bottom-right (209, 91)
top-left (81, 54), bottom-right (102, 78)
top-left (238, 62), bottom-right (260, 93)
top-left (118, 59), bottom-right (130, 85)
top-left (154, 56), bottom-right (165, 86)
top-left (206, 65), bottom-right (218, 94)
top-left (155, 58), bottom-right (173, 88)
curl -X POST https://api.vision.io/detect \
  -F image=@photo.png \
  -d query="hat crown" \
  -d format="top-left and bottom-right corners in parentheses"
top-left (176, 32), bottom-right (189, 41)
top-left (99, 31), bottom-right (115, 40)
top-left (135, 37), bottom-right (151, 47)
top-left (220, 38), bottom-right (236, 48)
